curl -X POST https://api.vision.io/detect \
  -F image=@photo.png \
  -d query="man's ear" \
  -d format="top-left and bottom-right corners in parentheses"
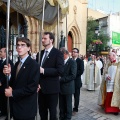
top-left (50, 39), bottom-right (53, 43)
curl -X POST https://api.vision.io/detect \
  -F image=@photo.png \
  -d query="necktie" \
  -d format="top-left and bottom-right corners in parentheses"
top-left (64, 60), bottom-right (66, 65)
top-left (41, 51), bottom-right (48, 67)
top-left (0, 59), bottom-right (3, 65)
top-left (16, 61), bottom-right (22, 77)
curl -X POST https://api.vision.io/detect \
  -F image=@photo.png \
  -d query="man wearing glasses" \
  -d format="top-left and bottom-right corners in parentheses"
top-left (3, 37), bottom-right (40, 120)
top-left (71, 48), bottom-right (84, 116)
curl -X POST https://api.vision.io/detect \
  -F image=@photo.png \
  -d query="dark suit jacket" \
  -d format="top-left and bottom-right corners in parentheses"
top-left (75, 58), bottom-right (84, 88)
top-left (0, 59), bottom-right (14, 93)
top-left (9, 56), bottom-right (40, 119)
top-left (60, 58), bottom-right (77, 94)
top-left (36, 47), bottom-right (64, 94)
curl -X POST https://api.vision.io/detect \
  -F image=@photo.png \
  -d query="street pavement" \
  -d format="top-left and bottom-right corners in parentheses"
top-left (0, 85), bottom-right (120, 120)
top-left (72, 85), bottom-right (120, 120)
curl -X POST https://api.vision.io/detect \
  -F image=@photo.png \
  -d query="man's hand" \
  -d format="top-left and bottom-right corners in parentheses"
top-left (3, 64), bottom-right (11, 75)
top-left (5, 86), bottom-right (12, 97)
top-left (40, 67), bottom-right (44, 74)
top-left (90, 62), bottom-right (93, 65)
top-left (107, 76), bottom-right (111, 80)
top-left (37, 84), bottom-right (41, 92)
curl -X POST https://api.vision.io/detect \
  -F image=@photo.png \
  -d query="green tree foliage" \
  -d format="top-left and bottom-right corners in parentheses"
top-left (86, 17), bottom-right (110, 51)
top-left (98, 33), bottom-right (110, 50)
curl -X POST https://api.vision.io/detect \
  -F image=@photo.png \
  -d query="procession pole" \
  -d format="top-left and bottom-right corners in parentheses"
top-left (38, 0), bottom-right (46, 63)
top-left (94, 55), bottom-right (95, 91)
top-left (56, 3), bottom-right (60, 120)
top-left (66, 14), bottom-right (68, 49)
top-left (57, 4), bottom-right (60, 49)
top-left (6, 0), bottom-right (11, 119)
top-left (36, 0), bottom-right (46, 120)
top-left (17, 12), bottom-right (20, 37)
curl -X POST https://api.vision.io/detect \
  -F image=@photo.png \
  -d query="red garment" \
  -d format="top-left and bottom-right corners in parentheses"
top-left (104, 92), bottom-right (120, 113)
top-left (111, 60), bottom-right (116, 63)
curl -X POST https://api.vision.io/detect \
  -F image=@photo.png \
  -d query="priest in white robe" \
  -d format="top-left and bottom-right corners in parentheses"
top-left (84, 55), bottom-right (101, 90)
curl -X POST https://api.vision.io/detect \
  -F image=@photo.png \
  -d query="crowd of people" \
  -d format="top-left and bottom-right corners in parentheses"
top-left (0, 32), bottom-right (120, 120)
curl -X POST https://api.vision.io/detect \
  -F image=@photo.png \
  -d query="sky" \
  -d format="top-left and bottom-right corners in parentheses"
top-left (88, 0), bottom-right (120, 14)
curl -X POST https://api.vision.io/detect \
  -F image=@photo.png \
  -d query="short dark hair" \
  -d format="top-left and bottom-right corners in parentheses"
top-left (0, 47), bottom-right (6, 53)
top-left (44, 32), bottom-right (55, 43)
top-left (16, 37), bottom-right (31, 47)
top-left (72, 48), bottom-right (79, 53)
top-left (60, 49), bottom-right (69, 55)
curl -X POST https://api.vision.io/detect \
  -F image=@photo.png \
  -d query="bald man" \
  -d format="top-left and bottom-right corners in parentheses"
top-left (98, 52), bottom-right (120, 115)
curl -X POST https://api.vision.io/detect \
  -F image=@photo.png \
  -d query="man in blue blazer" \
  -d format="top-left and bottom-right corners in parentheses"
top-left (36, 32), bottom-right (64, 120)
top-left (3, 37), bottom-right (40, 120)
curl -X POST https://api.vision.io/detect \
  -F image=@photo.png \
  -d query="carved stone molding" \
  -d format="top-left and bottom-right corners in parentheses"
top-left (73, 5), bottom-right (77, 14)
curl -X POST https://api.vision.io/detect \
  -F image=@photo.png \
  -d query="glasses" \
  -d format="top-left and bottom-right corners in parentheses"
top-left (16, 44), bottom-right (27, 48)
top-left (72, 51), bottom-right (78, 53)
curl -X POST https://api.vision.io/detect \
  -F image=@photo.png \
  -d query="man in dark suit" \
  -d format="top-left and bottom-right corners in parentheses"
top-left (72, 48), bottom-right (84, 115)
top-left (59, 49), bottom-right (77, 120)
top-left (3, 37), bottom-right (40, 120)
top-left (36, 32), bottom-right (64, 120)
top-left (99, 56), bottom-right (104, 75)
top-left (0, 47), bottom-right (14, 117)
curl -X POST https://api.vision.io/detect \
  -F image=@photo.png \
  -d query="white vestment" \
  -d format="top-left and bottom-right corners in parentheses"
top-left (81, 59), bottom-right (87, 84)
top-left (96, 60), bottom-right (103, 69)
top-left (85, 60), bottom-right (101, 90)
top-left (106, 65), bottom-right (117, 92)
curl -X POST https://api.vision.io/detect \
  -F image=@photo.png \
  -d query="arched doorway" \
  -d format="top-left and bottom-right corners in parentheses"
top-left (68, 31), bottom-right (73, 52)
top-left (0, 5), bottom-right (27, 48)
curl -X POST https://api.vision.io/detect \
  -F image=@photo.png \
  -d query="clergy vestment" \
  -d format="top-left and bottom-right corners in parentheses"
top-left (84, 60), bottom-right (101, 90)
top-left (98, 61), bottom-right (120, 113)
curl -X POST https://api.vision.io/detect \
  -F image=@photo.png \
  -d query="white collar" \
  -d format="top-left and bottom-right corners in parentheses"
top-left (45, 46), bottom-right (53, 53)
top-left (64, 57), bottom-right (69, 64)
top-left (2, 58), bottom-right (6, 62)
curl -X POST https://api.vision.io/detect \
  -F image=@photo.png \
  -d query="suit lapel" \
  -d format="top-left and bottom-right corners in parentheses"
top-left (64, 58), bottom-right (70, 70)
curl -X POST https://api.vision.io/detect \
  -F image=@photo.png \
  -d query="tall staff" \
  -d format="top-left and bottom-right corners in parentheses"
top-left (93, 55), bottom-right (95, 91)
top-left (66, 14), bottom-right (68, 49)
top-left (6, 0), bottom-right (11, 120)
top-left (57, 4), bottom-right (60, 49)
top-left (38, 0), bottom-right (46, 63)
top-left (37, 0), bottom-right (46, 120)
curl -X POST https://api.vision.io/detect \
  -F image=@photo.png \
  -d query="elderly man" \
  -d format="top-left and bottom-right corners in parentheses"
top-left (98, 52), bottom-right (120, 115)
top-left (59, 49), bottom-right (77, 120)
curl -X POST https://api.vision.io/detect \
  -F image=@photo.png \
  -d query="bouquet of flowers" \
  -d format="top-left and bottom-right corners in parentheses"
top-left (92, 39), bottom-right (102, 44)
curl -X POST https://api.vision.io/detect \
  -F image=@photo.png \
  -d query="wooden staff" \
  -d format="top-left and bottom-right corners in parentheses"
top-left (6, 0), bottom-right (11, 119)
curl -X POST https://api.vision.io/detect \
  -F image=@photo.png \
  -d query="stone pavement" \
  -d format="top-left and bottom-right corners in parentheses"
top-left (0, 85), bottom-right (120, 120)
top-left (72, 85), bottom-right (120, 120)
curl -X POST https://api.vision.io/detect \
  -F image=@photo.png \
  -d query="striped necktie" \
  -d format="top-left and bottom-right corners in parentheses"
top-left (16, 61), bottom-right (22, 77)
top-left (41, 51), bottom-right (48, 67)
